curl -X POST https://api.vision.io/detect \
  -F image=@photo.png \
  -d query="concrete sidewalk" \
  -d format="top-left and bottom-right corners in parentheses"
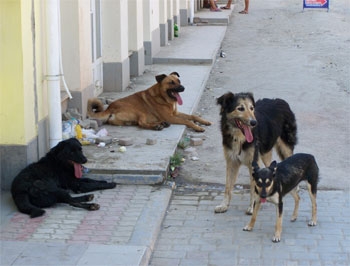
top-left (0, 7), bottom-right (233, 266)
top-left (82, 10), bottom-right (231, 185)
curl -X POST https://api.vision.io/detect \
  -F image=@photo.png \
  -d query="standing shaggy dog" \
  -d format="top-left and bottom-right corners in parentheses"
top-left (215, 92), bottom-right (297, 214)
top-left (11, 138), bottom-right (116, 218)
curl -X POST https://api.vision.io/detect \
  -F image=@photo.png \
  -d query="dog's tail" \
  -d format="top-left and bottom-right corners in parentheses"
top-left (278, 100), bottom-right (298, 158)
top-left (281, 107), bottom-right (298, 147)
top-left (87, 98), bottom-right (111, 122)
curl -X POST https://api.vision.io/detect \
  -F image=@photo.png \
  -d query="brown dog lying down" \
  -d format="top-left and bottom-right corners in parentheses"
top-left (87, 72), bottom-right (211, 132)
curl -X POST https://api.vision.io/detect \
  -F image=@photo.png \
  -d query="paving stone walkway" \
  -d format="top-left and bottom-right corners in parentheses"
top-left (1, 185), bottom-right (172, 266)
top-left (150, 187), bottom-right (350, 266)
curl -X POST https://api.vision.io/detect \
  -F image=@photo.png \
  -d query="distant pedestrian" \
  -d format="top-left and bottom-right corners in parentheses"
top-left (209, 0), bottom-right (221, 11)
top-left (220, 0), bottom-right (233, 10)
top-left (238, 0), bottom-right (249, 14)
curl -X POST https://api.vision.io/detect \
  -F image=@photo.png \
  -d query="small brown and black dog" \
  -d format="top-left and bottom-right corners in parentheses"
top-left (243, 152), bottom-right (319, 242)
top-left (87, 72), bottom-right (211, 132)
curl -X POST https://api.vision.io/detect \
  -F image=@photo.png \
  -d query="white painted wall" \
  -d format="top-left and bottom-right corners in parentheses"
top-left (128, 0), bottom-right (144, 51)
top-left (101, 0), bottom-right (129, 62)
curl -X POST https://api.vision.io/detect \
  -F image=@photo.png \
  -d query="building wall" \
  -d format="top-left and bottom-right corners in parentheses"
top-left (128, 0), bottom-right (145, 77)
top-left (0, 0), bottom-right (48, 189)
top-left (0, 0), bottom-right (196, 190)
top-left (60, 0), bottom-right (94, 117)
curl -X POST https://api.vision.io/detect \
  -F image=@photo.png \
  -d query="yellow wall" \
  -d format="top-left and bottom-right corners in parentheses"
top-left (0, 0), bottom-right (45, 145)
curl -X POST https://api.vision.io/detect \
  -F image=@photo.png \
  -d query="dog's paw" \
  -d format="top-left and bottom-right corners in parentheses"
top-left (308, 220), bottom-right (317, 226)
top-left (204, 121), bottom-right (212, 126)
top-left (86, 194), bottom-right (94, 202)
top-left (161, 122), bottom-right (171, 128)
top-left (194, 126), bottom-right (205, 132)
top-left (245, 206), bottom-right (253, 215)
top-left (89, 203), bottom-right (100, 211)
top-left (108, 182), bottom-right (117, 189)
top-left (272, 235), bottom-right (281, 243)
top-left (214, 205), bottom-right (228, 213)
top-left (290, 216), bottom-right (297, 222)
top-left (243, 225), bottom-right (253, 231)
top-left (154, 124), bottom-right (164, 131)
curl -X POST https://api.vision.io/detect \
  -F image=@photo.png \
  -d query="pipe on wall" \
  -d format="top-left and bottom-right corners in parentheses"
top-left (45, 0), bottom-right (62, 148)
top-left (190, 0), bottom-right (194, 24)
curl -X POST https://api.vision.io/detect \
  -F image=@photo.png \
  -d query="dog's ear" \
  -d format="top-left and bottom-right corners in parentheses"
top-left (170, 72), bottom-right (180, 77)
top-left (48, 140), bottom-right (68, 160)
top-left (217, 92), bottom-right (234, 107)
top-left (69, 138), bottom-right (82, 147)
top-left (155, 74), bottom-right (167, 83)
top-left (269, 161), bottom-right (277, 175)
top-left (49, 139), bottom-right (66, 152)
top-left (246, 92), bottom-right (255, 106)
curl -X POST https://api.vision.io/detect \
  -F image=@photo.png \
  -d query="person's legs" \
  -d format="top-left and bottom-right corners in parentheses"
top-left (210, 0), bottom-right (221, 11)
top-left (220, 0), bottom-right (232, 9)
top-left (239, 0), bottom-right (249, 14)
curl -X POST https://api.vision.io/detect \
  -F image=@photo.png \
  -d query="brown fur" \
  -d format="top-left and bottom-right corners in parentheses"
top-left (87, 72), bottom-right (211, 132)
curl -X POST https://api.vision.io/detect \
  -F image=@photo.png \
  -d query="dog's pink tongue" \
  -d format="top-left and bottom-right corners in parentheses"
top-left (243, 125), bottom-right (254, 143)
top-left (260, 198), bottom-right (267, 203)
top-left (174, 92), bottom-right (183, 105)
top-left (73, 162), bottom-right (83, 178)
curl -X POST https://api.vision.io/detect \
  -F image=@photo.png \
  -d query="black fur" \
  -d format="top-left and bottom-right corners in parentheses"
top-left (218, 92), bottom-right (297, 157)
top-left (246, 153), bottom-right (319, 242)
top-left (253, 154), bottom-right (319, 199)
top-left (11, 138), bottom-right (117, 218)
top-left (253, 98), bottom-right (298, 156)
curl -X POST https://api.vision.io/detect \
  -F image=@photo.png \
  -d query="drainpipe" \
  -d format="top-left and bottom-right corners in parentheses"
top-left (45, 0), bottom-right (62, 148)
top-left (189, 0), bottom-right (194, 24)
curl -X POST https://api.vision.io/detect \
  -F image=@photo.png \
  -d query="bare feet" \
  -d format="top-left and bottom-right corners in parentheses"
top-left (239, 10), bottom-right (248, 14)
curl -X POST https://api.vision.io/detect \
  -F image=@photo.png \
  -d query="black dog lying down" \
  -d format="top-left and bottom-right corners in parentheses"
top-left (243, 153), bottom-right (319, 242)
top-left (11, 138), bottom-right (116, 218)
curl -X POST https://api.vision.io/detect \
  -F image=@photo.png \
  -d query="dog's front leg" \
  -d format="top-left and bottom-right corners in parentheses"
top-left (176, 112), bottom-right (212, 126)
top-left (243, 198), bottom-right (261, 231)
top-left (273, 201), bottom-right (284, 243)
top-left (247, 167), bottom-right (256, 215)
top-left (169, 113), bottom-right (209, 132)
top-left (69, 179), bottom-right (116, 193)
top-left (215, 158), bottom-right (240, 213)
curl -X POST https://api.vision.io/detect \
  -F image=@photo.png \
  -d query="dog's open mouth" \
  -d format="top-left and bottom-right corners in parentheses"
top-left (235, 119), bottom-right (254, 143)
top-left (260, 197), bottom-right (267, 203)
top-left (70, 161), bottom-right (83, 178)
top-left (167, 87), bottom-right (184, 105)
